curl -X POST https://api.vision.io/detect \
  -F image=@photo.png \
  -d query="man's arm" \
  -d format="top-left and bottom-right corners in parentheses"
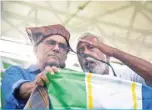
top-left (79, 38), bottom-right (152, 84)
top-left (113, 48), bottom-right (152, 84)
top-left (19, 82), bottom-right (35, 99)
top-left (2, 66), bottom-right (30, 109)
top-left (97, 41), bottom-right (152, 84)
top-left (19, 66), bottom-right (59, 99)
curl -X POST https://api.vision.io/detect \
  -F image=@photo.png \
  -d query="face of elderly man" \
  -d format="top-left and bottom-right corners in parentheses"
top-left (26, 24), bottom-right (70, 70)
top-left (35, 35), bottom-right (68, 70)
top-left (77, 34), bottom-right (108, 75)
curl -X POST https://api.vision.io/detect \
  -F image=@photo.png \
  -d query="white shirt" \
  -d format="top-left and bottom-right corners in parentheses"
top-left (109, 64), bottom-right (146, 85)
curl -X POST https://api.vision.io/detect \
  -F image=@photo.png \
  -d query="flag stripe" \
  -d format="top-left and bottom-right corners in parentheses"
top-left (86, 73), bottom-right (93, 110)
top-left (131, 82), bottom-right (137, 110)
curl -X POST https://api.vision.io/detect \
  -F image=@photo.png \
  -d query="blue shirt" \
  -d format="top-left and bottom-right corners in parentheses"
top-left (2, 65), bottom-right (40, 109)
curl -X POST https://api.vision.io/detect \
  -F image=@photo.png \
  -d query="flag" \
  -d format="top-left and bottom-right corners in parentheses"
top-left (46, 69), bottom-right (152, 109)
top-left (24, 68), bottom-right (152, 109)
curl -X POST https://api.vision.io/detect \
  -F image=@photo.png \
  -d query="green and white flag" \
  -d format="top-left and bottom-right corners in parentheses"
top-left (46, 69), bottom-right (152, 109)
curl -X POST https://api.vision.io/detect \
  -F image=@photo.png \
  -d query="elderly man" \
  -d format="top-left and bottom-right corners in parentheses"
top-left (77, 32), bottom-right (152, 85)
top-left (2, 24), bottom-right (70, 109)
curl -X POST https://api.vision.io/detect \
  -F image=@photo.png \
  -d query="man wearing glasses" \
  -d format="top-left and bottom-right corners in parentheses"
top-left (2, 24), bottom-right (70, 109)
top-left (77, 32), bottom-right (152, 85)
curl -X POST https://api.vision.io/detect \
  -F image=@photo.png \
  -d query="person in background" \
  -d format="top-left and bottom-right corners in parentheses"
top-left (77, 32), bottom-right (152, 85)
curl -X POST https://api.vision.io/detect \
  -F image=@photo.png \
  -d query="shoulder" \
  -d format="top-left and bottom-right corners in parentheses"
top-left (5, 65), bottom-right (24, 73)
top-left (111, 64), bottom-right (135, 77)
top-left (5, 64), bottom-right (39, 72)
top-left (111, 64), bottom-right (146, 84)
top-left (3, 65), bottom-right (28, 78)
top-left (4, 65), bottom-right (35, 76)
top-left (4, 64), bottom-right (40, 76)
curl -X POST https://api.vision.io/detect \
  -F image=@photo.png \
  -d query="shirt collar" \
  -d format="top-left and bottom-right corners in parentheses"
top-left (27, 64), bottom-right (41, 74)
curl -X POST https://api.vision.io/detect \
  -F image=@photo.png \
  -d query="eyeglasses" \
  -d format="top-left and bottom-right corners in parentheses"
top-left (42, 39), bottom-right (68, 52)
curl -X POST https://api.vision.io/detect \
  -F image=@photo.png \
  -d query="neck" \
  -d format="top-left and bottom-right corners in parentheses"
top-left (38, 61), bottom-right (62, 71)
top-left (38, 62), bottom-right (45, 71)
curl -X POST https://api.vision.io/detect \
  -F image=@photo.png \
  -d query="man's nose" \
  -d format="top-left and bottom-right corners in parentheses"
top-left (52, 43), bottom-right (60, 52)
top-left (83, 47), bottom-right (91, 55)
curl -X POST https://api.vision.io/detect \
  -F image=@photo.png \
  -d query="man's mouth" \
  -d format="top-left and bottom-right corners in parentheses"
top-left (47, 55), bottom-right (60, 60)
top-left (85, 59), bottom-right (97, 68)
top-left (86, 57), bottom-right (96, 64)
top-left (88, 61), bottom-right (96, 66)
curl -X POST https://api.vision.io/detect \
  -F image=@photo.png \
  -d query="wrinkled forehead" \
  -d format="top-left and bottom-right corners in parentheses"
top-left (77, 36), bottom-right (98, 49)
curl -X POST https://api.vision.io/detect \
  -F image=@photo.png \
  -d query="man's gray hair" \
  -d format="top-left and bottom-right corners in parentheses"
top-left (78, 32), bottom-right (104, 43)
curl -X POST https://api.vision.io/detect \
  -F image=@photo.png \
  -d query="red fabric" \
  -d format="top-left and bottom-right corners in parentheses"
top-left (26, 24), bottom-right (70, 46)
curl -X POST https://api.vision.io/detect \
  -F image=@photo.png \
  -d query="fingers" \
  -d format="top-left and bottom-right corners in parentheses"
top-left (35, 66), bottom-right (60, 86)
top-left (79, 39), bottom-right (99, 48)
top-left (79, 39), bottom-right (92, 45)
top-left (80, 38), bottom-right (104, 51)
top-left (45, 66), bottom-right (59, 75)
top-left (35, 73), bottom-right (45, 86)
top-left (41, 73), bottom-right (49, 84)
